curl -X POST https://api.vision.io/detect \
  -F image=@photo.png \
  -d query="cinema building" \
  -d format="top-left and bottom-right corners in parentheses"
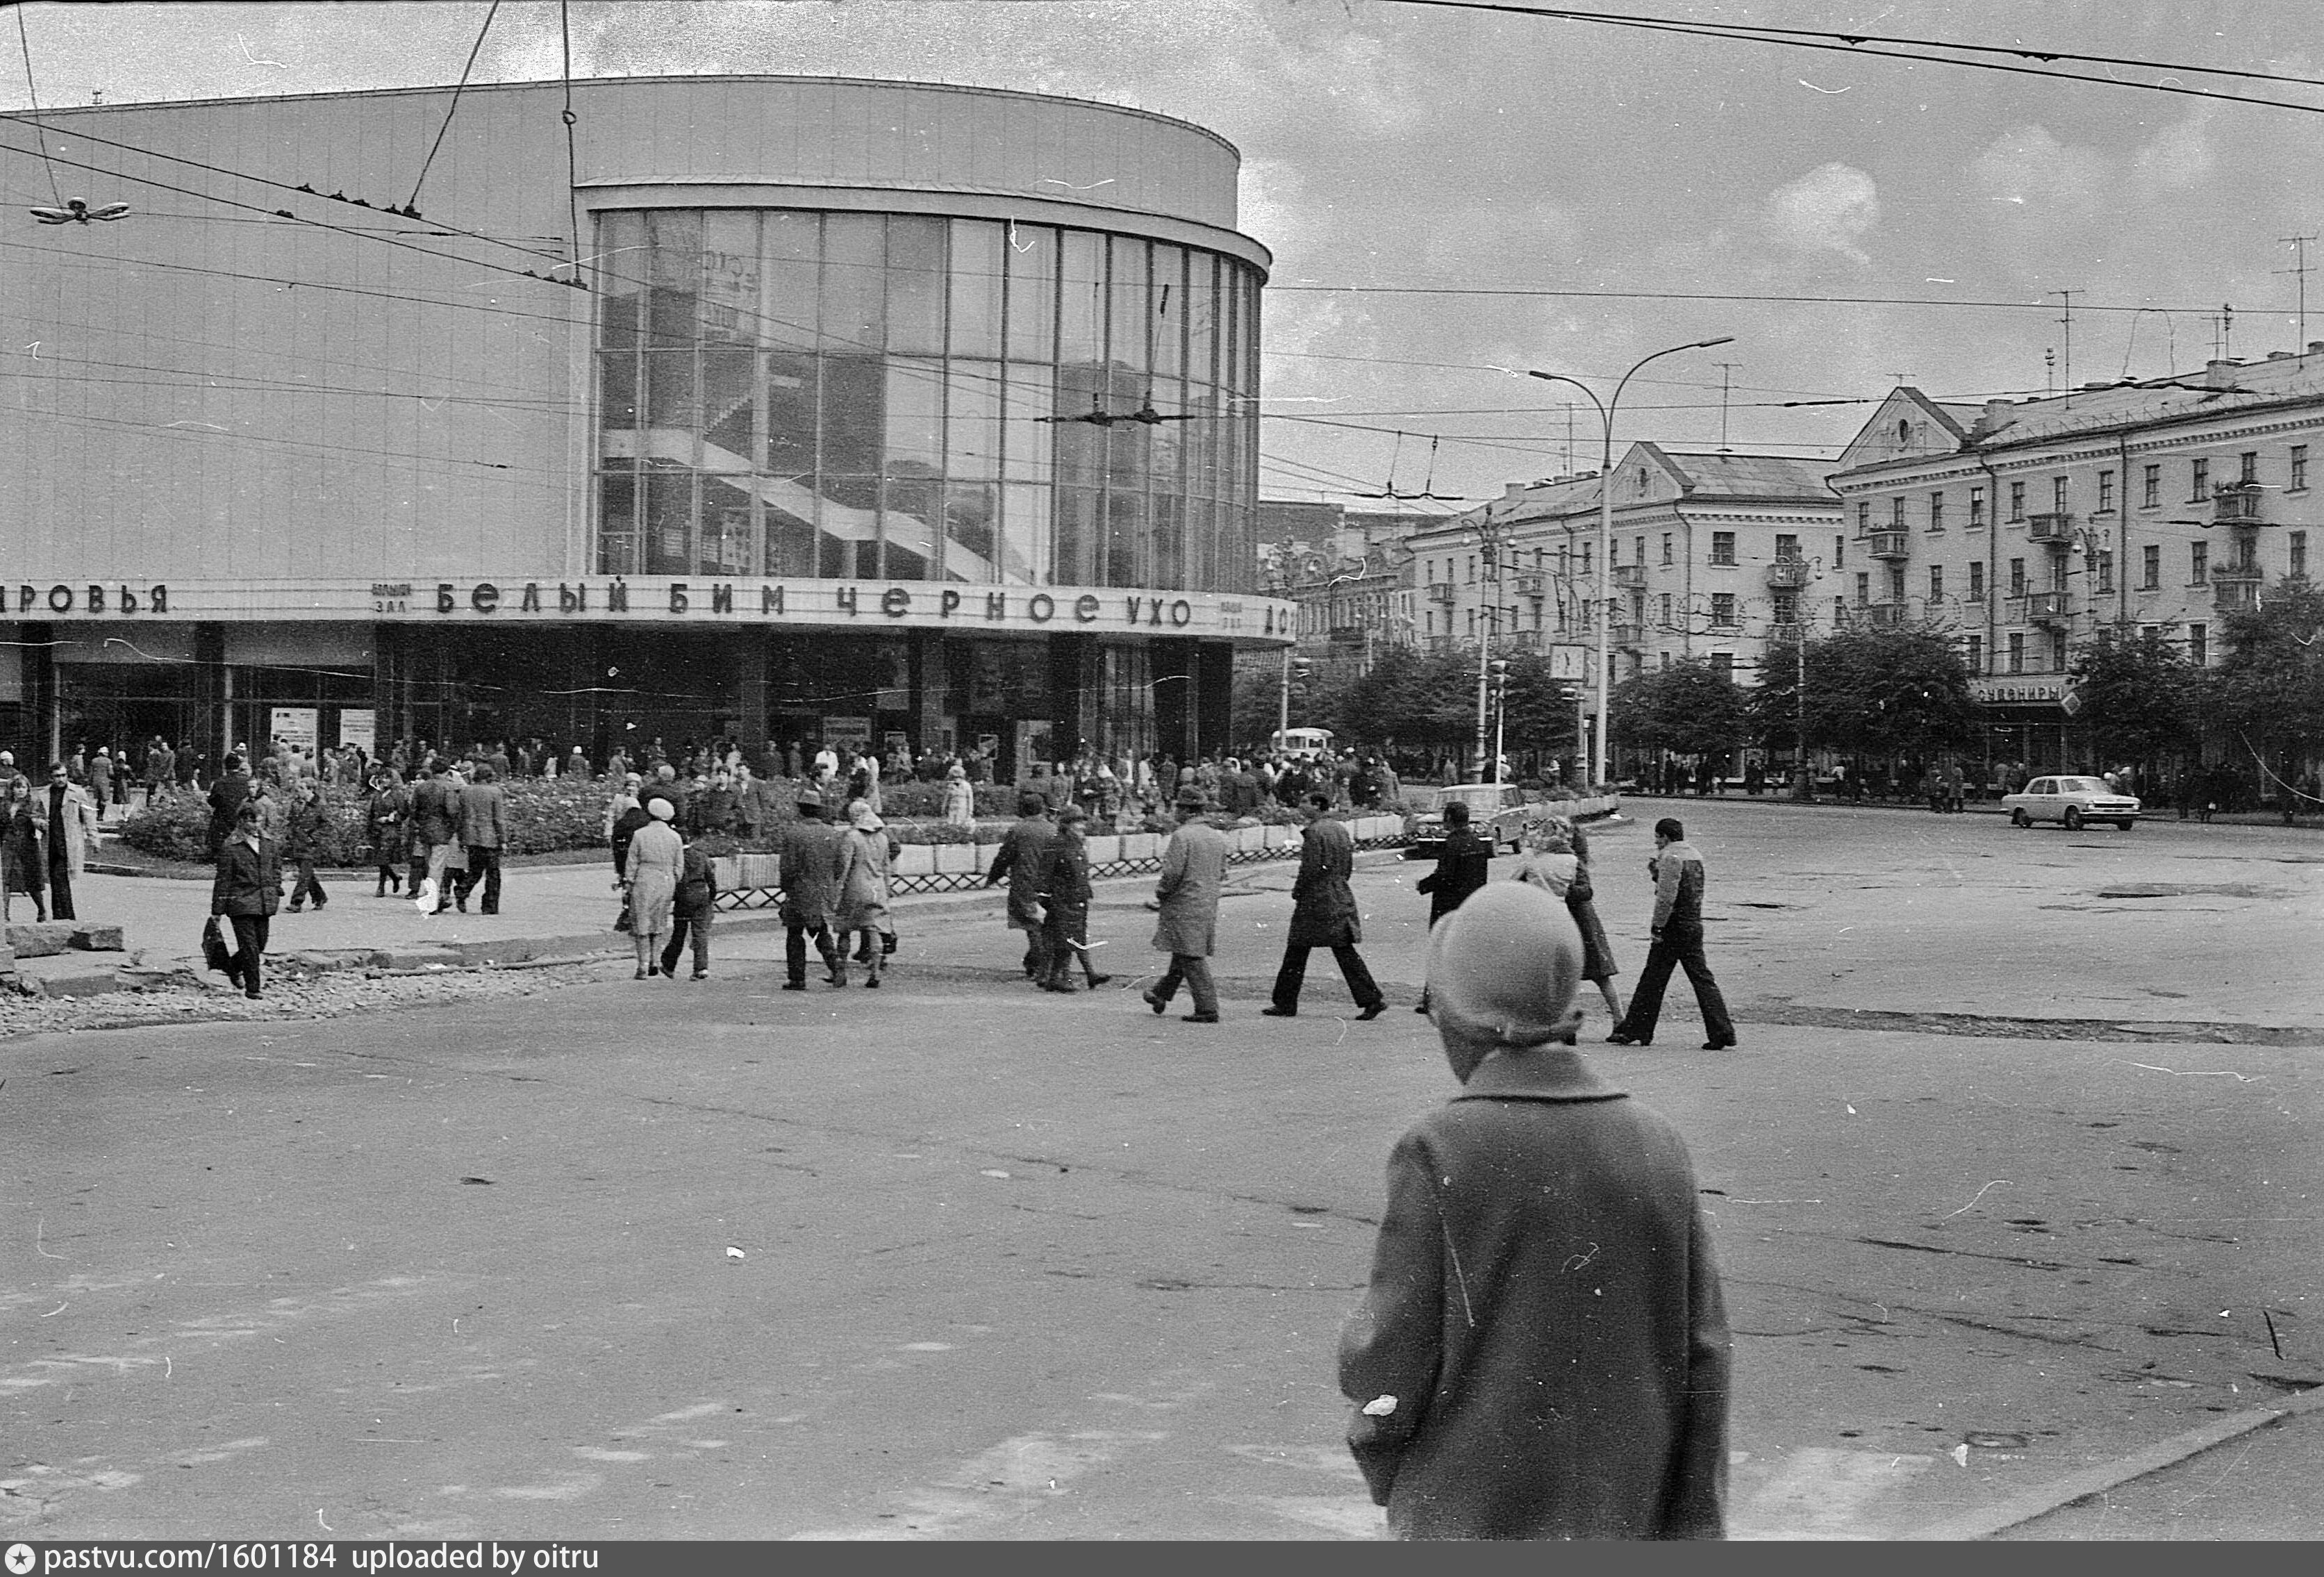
top-left (0, 75), bottom-right (1285, 775)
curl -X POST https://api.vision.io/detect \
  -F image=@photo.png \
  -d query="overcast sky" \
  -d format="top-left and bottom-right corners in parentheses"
top-left (8, 0), bottom-right (2323, 512)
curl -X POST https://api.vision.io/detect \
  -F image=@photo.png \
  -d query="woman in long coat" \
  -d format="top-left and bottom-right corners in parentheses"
top-left (623, 795), bottom-right (684, 980)
top-left (833, 799), bottom-right (895, 988)
top-left (940, 763), bottom-right (976, 828)
top-left (1511, 816), bottom-right (1622, 1023)
top-left (3, 775), bottom-right (49, 920)
top-left (209, 800), bottom-right (283, 1000)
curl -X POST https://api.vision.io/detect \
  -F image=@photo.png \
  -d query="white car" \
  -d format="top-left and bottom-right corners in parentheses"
top-left (2001, 775), bottom-right (2141, 831)
top-left (1404, 782), bottom-right (1536, 857)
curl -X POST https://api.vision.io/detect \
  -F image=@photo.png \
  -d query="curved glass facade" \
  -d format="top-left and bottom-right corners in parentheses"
top-left (592, 209), bottom-right (1261, 591)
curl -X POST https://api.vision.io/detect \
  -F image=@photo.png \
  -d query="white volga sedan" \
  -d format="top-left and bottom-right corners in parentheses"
top-left (2000, 775), bottom-right (2142, 831)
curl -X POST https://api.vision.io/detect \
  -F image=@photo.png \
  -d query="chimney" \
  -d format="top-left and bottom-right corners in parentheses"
top-left (2267, 349), bottom-right (2294, 361)
top-left (1967, 397), bottom-right (2014, 441)
top-left (2309, 341), bottom-right (2324, 356)
top-left (2206, 357), bottom-right (2245, 388)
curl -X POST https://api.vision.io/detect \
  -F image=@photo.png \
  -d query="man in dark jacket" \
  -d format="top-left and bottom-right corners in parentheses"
top-left (985, 791), bottom-right (1059, 982)
top-left (1340, 882), bottom-right (1729, 1539)
top-left (408, 764), bottom-right (463, 912)
top-left (205, 753), bottom-right (253, 858)
top-left (1412, 798), bottom-right (1493, 1014)
top-left (1264, 792), bottom-right (1386, 1020)
top-left (210, 800), bottom-right (283, 1000)
top-left (455, 763), bottom-right (508, 914)
top-left (1607, 817), bottom-right (1736, 1050)
top-left (778, 788), bottom-right (844, 989)
top-left (1035, 804), bottom-right (1109, 993)
top-left (283, 778), bottom-right (330, 912)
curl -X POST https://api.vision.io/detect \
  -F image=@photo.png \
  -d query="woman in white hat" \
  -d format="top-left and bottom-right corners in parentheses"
top-left (834, 798), bottom-right (896, 987)
top-left (624, 793), bottom-right (684, 980)
top-left (940, 761), bottom-right (976, 829)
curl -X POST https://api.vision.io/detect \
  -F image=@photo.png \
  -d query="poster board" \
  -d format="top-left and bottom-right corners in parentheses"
top-left (269, 707), bottom-right (319, 754)
top-left (338, 709), bottom-right (376, 757)
top-left (822, 716), bottom-right (873, 754)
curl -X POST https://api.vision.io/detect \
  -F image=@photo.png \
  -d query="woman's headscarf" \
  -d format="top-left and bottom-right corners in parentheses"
top-left (1423, 883), bottom-right (1584, 1081)
top-left (646, 794), bottom-right (676, 821)
top-left (1526, 815), bottom-right (1575, 855)
top-left (848, 798), bottom-right (883, 832)
top-left (947, 763), bottom-right (967, 780)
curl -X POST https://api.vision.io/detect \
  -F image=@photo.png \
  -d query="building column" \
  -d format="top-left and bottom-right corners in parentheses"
top-left (910, 630), bottom-right (949, 758)
top-left (1195, 640), bottom-right (1234, 763)
top-left (738, 634), bottom-right (767, 749)
top-left (190, 622), bottom-right (227, 768)
top-left (1049, 633), bottom-right (1099, 759)
top-left (1149, 637), bottom-right (1195, 763)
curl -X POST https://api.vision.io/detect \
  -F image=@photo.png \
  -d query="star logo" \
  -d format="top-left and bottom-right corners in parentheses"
top-left (5, 1544), bottom-right (36, 1576)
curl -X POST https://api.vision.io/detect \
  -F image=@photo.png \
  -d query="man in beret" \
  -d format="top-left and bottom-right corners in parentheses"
top-left (1338, 882), bottom-right (1731, 1539)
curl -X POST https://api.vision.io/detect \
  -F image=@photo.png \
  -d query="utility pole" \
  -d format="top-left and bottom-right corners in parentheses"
top-left (1713, 361), bottom-right (1739, 452)
top-left (2044, 347), bottom-right (2056, 396)
top-left (2055, 288), bottom-right (2080, 396)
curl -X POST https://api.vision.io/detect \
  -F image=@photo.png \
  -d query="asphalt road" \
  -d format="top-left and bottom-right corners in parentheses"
top-left (5, 798), bottom-right (2319, 1539)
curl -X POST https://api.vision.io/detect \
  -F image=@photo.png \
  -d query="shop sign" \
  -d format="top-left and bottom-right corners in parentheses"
top-left (1970, 677), bottom-right (2068, 706)
top-left (9, 583), bottom-right (170, 615)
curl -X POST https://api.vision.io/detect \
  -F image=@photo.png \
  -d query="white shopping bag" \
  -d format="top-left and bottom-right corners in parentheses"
top-left (413, 875), bottom-right (438, 914)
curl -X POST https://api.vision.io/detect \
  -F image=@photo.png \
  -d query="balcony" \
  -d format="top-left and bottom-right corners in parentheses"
top-left (2214, 484), bottom-right (2268, 526)
top-left (1503, 629), bottom-right (1542, 652)
top-left (1765, 557), bottom-right (1813, 588)
top-left (1866, 531), bottom-right (1909, 559)
top-left (1427, 581), bottom-right (1456, 604)
top-left (2211, 562), bottom-right (2264, 612)
top-left (1865, 601), bottom-right (1907, 629)
top-left (1514, 571), bottom-right (1547, 597)
top-left (2025, 589), bottom-right (2072, 623)
top-left (2026, 512), bottom-right (2076, 547)
top-left (1607, 600), bottom-right (1641, 631)
top-left (1766, 620), bottom-right (1805, 644)
top-left (1611, 563), bottom-right (1647, 589)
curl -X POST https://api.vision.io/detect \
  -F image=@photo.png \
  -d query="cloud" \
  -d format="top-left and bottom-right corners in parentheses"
top-left (1762, 163), bottom-right (1881, 263)
top-left (1970, 125), bottom-right (2109, 221)
top-left (2133, 108), bottom-right (2215, 190)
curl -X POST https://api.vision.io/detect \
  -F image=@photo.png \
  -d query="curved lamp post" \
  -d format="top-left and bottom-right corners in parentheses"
top-left (1529, 336), bottom-right (1734, 788)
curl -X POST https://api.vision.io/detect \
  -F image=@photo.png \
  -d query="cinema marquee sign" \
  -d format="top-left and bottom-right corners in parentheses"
top-left (12, 577), bottom-right (1298, 641)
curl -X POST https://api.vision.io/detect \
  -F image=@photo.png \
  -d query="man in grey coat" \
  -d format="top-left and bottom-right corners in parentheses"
top-left (1263, 791), bottom-right (1386, 1019)
top-left (1340, 882), bottom-right (1730, 1539)
top-left (454, 763), bottom-right (508, 914)
top-left (778, 788), bottom-right (845, 989)
top-left (1141, 788), bottom-right (1230, 1023)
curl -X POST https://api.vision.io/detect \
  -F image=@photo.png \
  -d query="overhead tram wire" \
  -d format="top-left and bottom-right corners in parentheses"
top-left (10, 4), bottom-right (61, 208)
top-left (1379, 1), bottom-right (2324, 120)
top-left (1270, 280), bottom-right (2229, 315)
top-left (405, 0), bottom-right (503, 215)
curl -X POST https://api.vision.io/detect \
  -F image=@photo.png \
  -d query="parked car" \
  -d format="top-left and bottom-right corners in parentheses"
top-left (1402, 782), bottom-right (1536, 857)
top-left (2000, 775), bottom-right (2141, 830)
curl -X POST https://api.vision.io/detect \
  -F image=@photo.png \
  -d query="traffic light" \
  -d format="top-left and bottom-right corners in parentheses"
top-left (1486, 658), bottom-right (1509, 698)
top-left (1289, 657), bottom-right (1313, 701)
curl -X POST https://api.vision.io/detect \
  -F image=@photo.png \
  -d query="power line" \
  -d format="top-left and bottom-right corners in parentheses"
top-left (10, 3), bottom-right (59, 207)
top-left (406, 0), bottom-right (502, 213)
top-left (1270, 279), bottom-right (2227, 314)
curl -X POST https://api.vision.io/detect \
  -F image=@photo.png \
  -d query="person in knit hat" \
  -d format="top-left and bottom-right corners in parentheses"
top-left (1338, 882), bottom-right (1731, 1540)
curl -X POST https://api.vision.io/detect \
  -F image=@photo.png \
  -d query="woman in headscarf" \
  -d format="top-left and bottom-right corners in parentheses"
top-left (1511, 815), bottom-right (1623, 1024)
top-left (3, 774), bottom-right (49, 922)
top-left (940, 761), bottom-right (976, 829)
top-left (623, 793), bottom-right (684, 980)
top-left (834, 798), bottom-right (895, 988)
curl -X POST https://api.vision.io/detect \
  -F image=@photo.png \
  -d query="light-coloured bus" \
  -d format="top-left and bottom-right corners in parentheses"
top-left (1271, 727), bottom-right (1334, 759)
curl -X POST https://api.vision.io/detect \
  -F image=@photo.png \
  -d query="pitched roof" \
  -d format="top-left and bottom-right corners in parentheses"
top-left (1654, 451), bottom-right (1843, 500)
top-left (1966, 352), bottom-right (2324, 449)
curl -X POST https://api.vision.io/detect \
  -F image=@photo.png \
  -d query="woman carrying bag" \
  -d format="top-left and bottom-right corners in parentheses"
top-left (3, 775), bottom-right (49, 922)
top-left (834, 798), bottom-right (897, 988)
top-left (623, 793), bottom-right (683, 980)
top-left (210, 800), bottom-right (281, 1000)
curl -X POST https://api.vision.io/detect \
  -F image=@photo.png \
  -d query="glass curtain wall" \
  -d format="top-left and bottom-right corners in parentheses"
top-left (593, 210), bottom-right (1260, 591)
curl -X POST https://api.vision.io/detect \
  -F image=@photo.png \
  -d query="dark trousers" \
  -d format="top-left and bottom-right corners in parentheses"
top-left (1615, 925), bottom-right (1734, 1045)
top-left (46, 857), bottom-right (74, 921)
top-left (1015, 922), bottom-right (1054, 982)
top-left (375, 854), bottom-right (403, 892)
top-left (1041, 905), bottom-right (1101, 986)
top-left (661, 911), bottom-right (711, 976)
top-left (1271, 941), bottom-right (1384, 1012)
top-left (786, 919), bottom-right (838, 984)
top-left (289, 856), bottom-right (326, 908)
top-left (457, 846), bottom-right (501, 912)
top-left (226, 914), bottom-right (269, 996)
top-left (1149, 953), bottom-right (1220, 1016)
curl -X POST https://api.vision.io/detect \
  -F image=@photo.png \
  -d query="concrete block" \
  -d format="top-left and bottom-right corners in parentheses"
top-left (6, 920), bottom-right (76, 958)
top-left (890, 843), bottom-right (936, 877)
top-left (1083, 835), bottom-right (1122, 865)
top-left (69, 923), bottom-right (126, 952)
top-left (15, 954), bottom-right (131, 998)
top-left (933, 844), bottom-right (979, 875)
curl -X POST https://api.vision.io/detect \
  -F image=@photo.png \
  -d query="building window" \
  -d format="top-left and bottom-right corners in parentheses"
top-left (1661, 531), bottom-right (1673, 565)
top-left (1928, 565), bottom-right (1944, 602)
top-left (1966, 634), bottom-right (1982, 672)
top-left (2190, 458), bottom-right (2209, 502)
top-left (2141, 624), bottom-right (2161, 655)
top-left (1929, 492), bottom-right (1945, 532)
top-left (1772, 590), bottom-right (1798, 624)
top-left (2191, 542), bottom-right (2208, 582)
top-left (1968, 561), bottom-right (1984, 600)
top-left (1659, 592), bottom-right (1673, 627)
top-left (2141, 464), bottom-right (2161, 508)
top-left (1711, 593), bottom-right (1736, 627)
top-left (1467, 556), bottom-right (1477, 584)
top-left (2097, 470), bottom-right (2114, 513)
top-left (1968, 486), bottom-right (1986, 527)
top-left (2240, 450), bottom-right (2259, 484)
top-left (1834, 595), bottom-right (1846, 624)
top-left (1834, 534), bottom-right (1847, 568)
top-left (1580, 542), bottom-right (1593, 575)
top-left (2007, 633), bottom-right (2025, 673)
top-left (2142, 544), bottom-right (2161, 588)
top-left (2050, 630), bottom-right (2068, 670)
top-left (1890, 497), bottom-right (1906, 529)
top-left (1855, 502), bottom-right (1870, 532)
top-left (1711, 651), bottom-right (1734, 677)
top-left (1887, 565), bottom-right (1907, 602)
top-left (2008, 481), bottom-right (2026, 521)
top-left (1711, 531), bottom-right (1737, 565)
top-left (2189, 622), bottom-right (2208, 665)
top-left (1466, 609), bottom-right (1475, 636)
top-left (2009, 557), bottom-right (2027, 597)
top-left (2293, 446), bottom-right (2310, 492)
top-left (1634, 535), bottom-right (1646, 569)
top-left (2052, 476), bottom-right (2068, 513)
top-left (1855, 571), bottom-right (1870, 606)
top-left (1775, 531), bottom-right (1799, 561)
top-left (2095, 550), bottom-right (2114, 593)
top-left (1657, 652), bottom-right (1669, 671)
top-left (2294, 529), bottom-right (2309, 579)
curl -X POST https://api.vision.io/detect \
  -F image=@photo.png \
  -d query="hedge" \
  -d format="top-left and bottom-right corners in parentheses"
top-left (119, 777), bottom-right (617, 865)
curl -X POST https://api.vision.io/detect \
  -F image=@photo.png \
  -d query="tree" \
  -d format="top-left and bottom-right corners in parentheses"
top-left (2213, 577), bottom-right (2324, 784)
top-left (1496, 652), bottom-right (1579, 759)
top-left (2067, 638), bottom-right (2206, 774)
top-left (1609, 658), bottom-right (1750, 759)
top-left (1798, 628), bottom-right (1978, 761)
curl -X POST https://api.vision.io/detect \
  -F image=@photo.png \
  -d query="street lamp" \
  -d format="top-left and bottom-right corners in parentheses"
top-left (1529, 335), bottom-right (1734, 788)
